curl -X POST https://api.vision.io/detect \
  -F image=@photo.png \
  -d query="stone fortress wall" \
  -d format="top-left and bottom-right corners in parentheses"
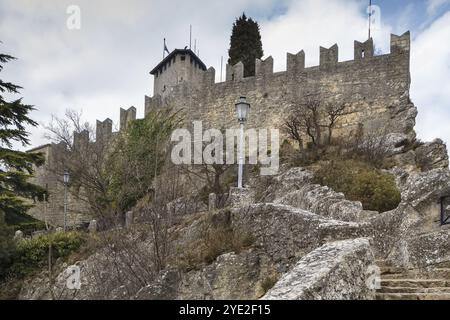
top-left (26, 144), bottom-right (91, 228)
top-left (145, 32), bottom-right (416, 143)
top-left (26, 31), bottom-right (417, 227)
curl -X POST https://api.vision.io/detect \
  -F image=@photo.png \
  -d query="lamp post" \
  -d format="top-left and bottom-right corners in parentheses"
top-left (235, 96), bottom-right (250, 189)
top-left (63, 170), bottom-right (70, 232)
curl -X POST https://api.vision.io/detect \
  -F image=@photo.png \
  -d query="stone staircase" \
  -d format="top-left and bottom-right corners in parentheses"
top-left (376, 261), bottom-right (450, 300)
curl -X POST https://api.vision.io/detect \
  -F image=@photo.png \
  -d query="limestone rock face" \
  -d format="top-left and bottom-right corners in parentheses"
top-left (400, 168), bottom-right (450, 210)
top-left (401, 229), bottom-right (450, 268)
top-left (415, 139), bottom-right (449, 171)
top-left (134, 249), bottom-right (275, 300)
top-left (371, 168), bottom-right (450, 268)
top-left (231, 203), bottom-right (368, 269)
top-left (263, 167), bottom-right (376, 222)
top-left (262, 238), bottom-right (376, 300)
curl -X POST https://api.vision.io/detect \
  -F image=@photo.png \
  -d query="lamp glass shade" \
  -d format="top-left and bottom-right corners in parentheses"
top-left (235, 97), bottom-right (250, 123)
top-left (63, 171), bottom-right (70, 184)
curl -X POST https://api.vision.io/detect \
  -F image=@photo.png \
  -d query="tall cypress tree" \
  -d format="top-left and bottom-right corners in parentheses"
top-left (228, 13), bottom-right (264, 77)
top-left (0, 49), bottom-right (47, 223)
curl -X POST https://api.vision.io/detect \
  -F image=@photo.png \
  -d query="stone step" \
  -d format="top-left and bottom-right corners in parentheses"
top-left (381, 279), bottom-right (450, 288)
top-left (376, 293), bottom-right (450, 300)
top-left (382, 268), bottom-right (450, 280)
top-left (378, 286), bottom-right (450, 294)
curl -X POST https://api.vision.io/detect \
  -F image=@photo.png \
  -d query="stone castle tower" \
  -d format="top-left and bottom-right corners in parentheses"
top-left (150, 49), bottom-right (207, 98)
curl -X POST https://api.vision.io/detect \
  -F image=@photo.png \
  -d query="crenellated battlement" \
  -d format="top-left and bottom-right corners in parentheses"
top-left (120, 106), bottom-right (136, 131)
top-left (287, 50), bottom-right (305, 74)
top-left (226, 61), bottom-right (244, 81)
top-left (96, 118), bottom-right (112, 143)
top-left (146, 32), bottom-right (410, 106)
top-left (73, 129), bottom-right (89, 149)
top-left (391, 31), bottom-right (410, 55)
top-left (118, 32), bottom-right (413, 143)
top-left (255, 56), bottom-right (274, 77)
top-left (319, 44), bottom-right (339, 69)
top-left (354, 38), bottom-right (374, 60)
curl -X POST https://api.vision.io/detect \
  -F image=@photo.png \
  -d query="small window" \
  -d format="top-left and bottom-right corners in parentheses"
top-left (180, 55), bottom-right (186, 61)
top-left (362, 50), bottom-right (365, 58)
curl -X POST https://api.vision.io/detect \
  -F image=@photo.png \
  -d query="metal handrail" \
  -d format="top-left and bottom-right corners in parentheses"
top-left (440, 196), bottom-right (450, 226)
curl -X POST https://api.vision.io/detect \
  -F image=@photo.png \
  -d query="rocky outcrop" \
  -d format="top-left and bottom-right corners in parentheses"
top-left (371, 168), bottom-right (450, 268)
top-left (136, 249), bottom-right (276, 300)
top-left (256, 167), bottom-right (376, 223)
top-left (415, 139), bottom-right (449, 171)
top-left (231, 203), bottom-right (369, 270)
top-left (18, 155), bottom-right (450, 300)
top-left (262, 238), bottom-right (376, 300)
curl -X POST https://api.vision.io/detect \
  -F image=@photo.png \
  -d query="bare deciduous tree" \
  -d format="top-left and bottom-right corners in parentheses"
top-left (284, 95), bottom-right (348, 148)
top-left (43, 109), bottom-right (113, 220)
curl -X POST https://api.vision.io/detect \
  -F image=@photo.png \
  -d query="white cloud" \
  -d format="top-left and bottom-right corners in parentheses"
top-left (427, 0), bottom-right (450, 15)
top-left (260, 0), bottom-right (392, 71)
top-left (411, 11), bottom-right (450, 146)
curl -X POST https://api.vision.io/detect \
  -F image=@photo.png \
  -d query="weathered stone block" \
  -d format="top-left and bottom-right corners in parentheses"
top-left (262, 238), bottom-right (376, 300)
top-left (228, 187), bottom-right (253, 208)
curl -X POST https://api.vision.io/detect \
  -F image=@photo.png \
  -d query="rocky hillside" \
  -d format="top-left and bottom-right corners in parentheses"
top-left (18, 139), bottom-right (450, 299)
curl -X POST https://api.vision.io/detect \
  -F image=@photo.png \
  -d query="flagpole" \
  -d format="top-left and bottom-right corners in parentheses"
top-left (163, 38), bottom-right (166, 59)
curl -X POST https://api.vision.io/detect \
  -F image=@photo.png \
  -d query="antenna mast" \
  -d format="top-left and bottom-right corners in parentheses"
top-left (189, 25), bottom-right (192, 49)
top-left (368, 0), bottom-right (372, 39)
top-left (220, 56), bottom-right (223, 82)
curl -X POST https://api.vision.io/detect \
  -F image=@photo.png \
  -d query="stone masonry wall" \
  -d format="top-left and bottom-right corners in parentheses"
top-left (27, 144), bottom-right (91, 228)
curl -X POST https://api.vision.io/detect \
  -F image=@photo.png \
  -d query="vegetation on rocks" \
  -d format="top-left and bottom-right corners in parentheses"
top-left (313, 160), bottom-right (401, 213)
top-left (108, 109), bottom-right (182, 213)
top-left (175, 210), bottom-right (254, 272)
top-left (3, 231), bottom-right (85, 280)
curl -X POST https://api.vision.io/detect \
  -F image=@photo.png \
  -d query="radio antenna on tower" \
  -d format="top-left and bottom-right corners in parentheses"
top-left (368, 0), bottom-right (372, 39)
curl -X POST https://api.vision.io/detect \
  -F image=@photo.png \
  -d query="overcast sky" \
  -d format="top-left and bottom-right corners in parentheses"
top-left (1, 0), bottom-right (449, 150)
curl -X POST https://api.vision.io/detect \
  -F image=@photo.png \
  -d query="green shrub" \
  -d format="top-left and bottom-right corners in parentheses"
top-left (313, 160), bottom-right (401, 213)
top-left (8, 231), bottom-right (85, 278)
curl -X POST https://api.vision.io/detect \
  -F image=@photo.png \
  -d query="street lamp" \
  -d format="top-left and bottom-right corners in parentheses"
top-left (235, 96), bottom-right (250, 188)
top-left (63, 170), bottom-right (70, 232)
